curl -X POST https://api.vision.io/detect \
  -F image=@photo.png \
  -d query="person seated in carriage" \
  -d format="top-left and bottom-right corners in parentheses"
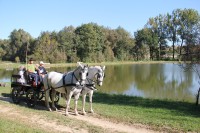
top-left (17, 65), bottom-right (26, 84)
top-left (37, 61), bottom-right (47, 87)
top-left (38, 61), bottom-right (47, 78)
top-left (27, 58), bottom-right (40, 86)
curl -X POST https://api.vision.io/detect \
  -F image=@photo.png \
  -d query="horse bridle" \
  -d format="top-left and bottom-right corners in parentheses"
top-left (86, 70), bottom-right (105, 85)
top-left (71, 66), bottom-right (88, 85)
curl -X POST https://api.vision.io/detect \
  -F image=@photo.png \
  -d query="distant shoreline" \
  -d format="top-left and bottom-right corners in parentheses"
top-left (0, 61), bottom-right (180, 69)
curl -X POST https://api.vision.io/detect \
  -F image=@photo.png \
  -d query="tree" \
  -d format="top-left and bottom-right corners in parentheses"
top-left (134, 29), bottom-right (151, 60)
top-left (166, 9), bottom-right (181, 60)
top-left (75, 23), bottom-right (105, 62)
top-left (103, 28), bottom-right (118, 61)
top-left (155, 15), bottom-right (168, 60)
top-left (143, 26), bottom-right (159, 60)
top-left (57, 26), bottom-right (76, 62)
top-left (113, 27), bottom-right (135, 61)
top-left (179, 43), bottom-right (200, 104)
top-left (178, 9), bottom-right (200, 57)
top-left (33, 32), bottom-right (62, 63)
top-left (9, 29), bottom-right (32, 62)
top-left (0, 39), bottom-right (8, 60)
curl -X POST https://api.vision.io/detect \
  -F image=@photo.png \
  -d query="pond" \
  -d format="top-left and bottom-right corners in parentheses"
top-left (0, 63), bottom-right (199, 102)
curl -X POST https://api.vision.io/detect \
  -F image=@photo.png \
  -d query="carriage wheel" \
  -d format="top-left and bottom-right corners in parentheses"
top-left (11, 87), bottom-right (21, 104)
top-left (49, 90), bottom-right (60, 104)
top-left (26, 89), bottom-right (37, 107)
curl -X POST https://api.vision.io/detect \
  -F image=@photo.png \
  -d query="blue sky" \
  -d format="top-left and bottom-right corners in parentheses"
top-left (0, 0), bottom-right (200, 39)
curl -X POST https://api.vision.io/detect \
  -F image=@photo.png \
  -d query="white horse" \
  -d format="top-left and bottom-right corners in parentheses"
top-left (43, 63), bottom-right (88, 116)
top-left (81, 66), bottom-right (105, 115)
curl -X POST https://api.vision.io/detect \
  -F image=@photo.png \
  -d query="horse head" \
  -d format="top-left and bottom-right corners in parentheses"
top-left (75, 62), bottom-right (89, 86)
top-left (96, 66), bottom-right (105, 86)
top-left (88, 66), bottom-right (105, 86)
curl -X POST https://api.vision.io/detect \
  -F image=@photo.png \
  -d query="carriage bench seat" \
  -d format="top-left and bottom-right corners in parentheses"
top-left (11, 74), bottom-right (21, 83)
top-left (11, 74), bottom-right (32, 87)
top-left (12, 74), bottom-right (21, 78)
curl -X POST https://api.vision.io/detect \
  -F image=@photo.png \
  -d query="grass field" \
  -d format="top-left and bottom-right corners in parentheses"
top-left (1, 84), bottom-right (200, 132)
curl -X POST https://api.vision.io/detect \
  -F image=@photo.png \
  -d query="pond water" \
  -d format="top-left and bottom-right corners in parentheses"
top-left (1, 63), bottom-right (199, 102)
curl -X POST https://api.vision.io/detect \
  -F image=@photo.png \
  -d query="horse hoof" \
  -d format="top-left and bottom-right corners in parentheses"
top-left (52, 107), bottom-right (58, 111)
top-left (65, 113), bottom-right (69, 116)
top-left (75, 112), bottom-right (79, 116)
top-left (82, 112), bottom-right (86, 115)
top-left (89, 110), bottom-right (94, 114)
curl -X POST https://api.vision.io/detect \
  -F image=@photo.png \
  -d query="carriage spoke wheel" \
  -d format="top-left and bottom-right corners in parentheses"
top-left (11, 87), bottom-right (21, 104)
top-left (50, 90), bottom-right (60, 105)
top-left (26, 89), bottom-right (37, 107)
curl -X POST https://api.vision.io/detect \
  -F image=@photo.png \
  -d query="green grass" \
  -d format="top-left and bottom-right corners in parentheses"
top-left (0, 116), bottom-right (47, 133)
top-left (1, 85), bottom-right (200, 132)
top-left (0, 85), bottom-right (110, 133)
top-left (83, 92), bottom-right (200, 132)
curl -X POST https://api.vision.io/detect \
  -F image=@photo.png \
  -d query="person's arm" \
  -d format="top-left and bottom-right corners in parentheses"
top-left (43, 67), bottom-right (47, 74)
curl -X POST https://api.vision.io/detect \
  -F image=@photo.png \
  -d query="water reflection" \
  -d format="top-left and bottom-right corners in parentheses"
top-left (99, 63), bottom-right (198, 102)
top-left (0, 69), bottom-right (13, 82)
top-left (0, 63), bottom-right (199, 102)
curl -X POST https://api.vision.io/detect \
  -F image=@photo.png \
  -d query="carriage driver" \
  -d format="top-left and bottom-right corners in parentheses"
top-left (27, 58), bottom-right (40, 86)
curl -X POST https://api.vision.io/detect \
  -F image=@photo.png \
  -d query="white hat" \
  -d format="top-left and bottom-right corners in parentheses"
top-left (40, 61), bottom-right (44, 65)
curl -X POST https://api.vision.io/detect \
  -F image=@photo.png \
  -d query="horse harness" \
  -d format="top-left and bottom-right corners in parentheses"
top-left (45, 71), bottom-right (82, 92)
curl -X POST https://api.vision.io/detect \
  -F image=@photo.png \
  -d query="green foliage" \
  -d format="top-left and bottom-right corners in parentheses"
top-left (0, 8), bottom-right (199, 63)
top-left (103, 46), bottom-right (115, 61)
top-left (15, 56), bottom-right (20, 63)
top-left (75, 23), bottom-right (105, 62)
top-left (33, 32), bottom-right (64, 63)
top-left (8, 29), bottom-right (32, 62)
top-left (57, 26), bottom-right (77, 62)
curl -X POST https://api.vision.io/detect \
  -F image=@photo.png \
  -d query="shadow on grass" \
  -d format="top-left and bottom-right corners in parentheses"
top-left (92, 92), bottom-right (200, 117)
top-left (0, 93), bottom-right (64, 111)
top-left (2, 92), bottom-right (200, 118)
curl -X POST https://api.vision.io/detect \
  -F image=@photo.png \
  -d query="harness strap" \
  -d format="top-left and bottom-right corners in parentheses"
top-left (72, 72), bottom-right (79, 83)
top-left (86, 78), bottom-right (97, 84)
top-left (86, 84), bottom-right (97, 90)
top-left (63, 74), bottom-right (67, 86)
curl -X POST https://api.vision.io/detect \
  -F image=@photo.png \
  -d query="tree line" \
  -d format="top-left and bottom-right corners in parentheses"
top-left (0, 8), bottom-right (199, 63)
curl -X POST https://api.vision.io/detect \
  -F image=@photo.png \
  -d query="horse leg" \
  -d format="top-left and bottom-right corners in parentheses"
top-left (51, 89), bottom-right (58, 111)
top-left (81, 90), bottom-right (87, 115)
top-left (65, 91), bottom-right (73, 116)
top-left (74, 93), bottom-right (81, 116)
top-left (45, 89), bottom-right (52, 111)
top-left (89, 90), bottom-right (94, 114)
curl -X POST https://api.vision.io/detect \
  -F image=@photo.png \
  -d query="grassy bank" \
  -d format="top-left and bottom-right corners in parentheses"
top-left (0, 61), bottom-right (179, 69)
top-left (88, 93), bottom-right (200, 132)
top-left (1, 85), bottom-right (200, 132)
top-left (0, 85), bottom-right (110, 133)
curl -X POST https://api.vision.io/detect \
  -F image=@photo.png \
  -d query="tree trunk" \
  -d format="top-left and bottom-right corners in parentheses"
top-left (172, 41), bottom-right (175, 60)
top-left (196, 87), bottom-right (200, 106)
top-left (159, 43), bottom-right (161, 60)
top-left (179, 39), bottom-right (183, 56)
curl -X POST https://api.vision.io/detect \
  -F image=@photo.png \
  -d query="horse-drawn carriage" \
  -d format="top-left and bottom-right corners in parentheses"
top-left (10, 62), bottom-right (106, 115)
top-left (10, 73), bottom-right (60, 107)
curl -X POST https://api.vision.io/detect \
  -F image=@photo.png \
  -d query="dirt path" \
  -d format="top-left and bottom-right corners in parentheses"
top-left (0, 96), bottom-right (157, 133)
top-left (55, 107), bottom-right (157, 133)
